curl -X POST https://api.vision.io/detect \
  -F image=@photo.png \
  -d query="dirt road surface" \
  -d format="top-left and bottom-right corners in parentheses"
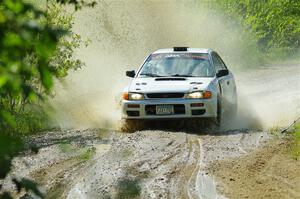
top-left (1, 65), bottom-right (299, 199)
top-left (1, 0), bottom-right (299, 197)
top-left (1, 129), bottom-right (274, 199)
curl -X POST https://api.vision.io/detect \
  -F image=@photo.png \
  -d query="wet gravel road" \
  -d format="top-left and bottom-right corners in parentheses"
top-left (1, 129), bottom-right (273, 199)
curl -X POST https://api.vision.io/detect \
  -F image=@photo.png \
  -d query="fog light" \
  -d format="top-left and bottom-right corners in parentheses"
top-left (127, 104), bottom-right (140, 108)
top-left (126, 111), bottom-right (140, 116)
top-left (192, 109), bottom-right (206, 115)
top-left (191, 103), bottom-right (204, 107)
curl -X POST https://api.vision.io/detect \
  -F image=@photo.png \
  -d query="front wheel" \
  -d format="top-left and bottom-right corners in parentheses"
top-left (211, 100), bottom-right (222, 129)
top-left (121, 119), bottom-right (145, 132)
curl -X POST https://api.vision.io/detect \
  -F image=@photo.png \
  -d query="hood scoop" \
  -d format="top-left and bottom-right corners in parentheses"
top-left (135, 82), bottom-right (147, 85)
top-left (190, 82), bottom-right (203, 85)
top-left (155, 77), bottom-right (186, 81)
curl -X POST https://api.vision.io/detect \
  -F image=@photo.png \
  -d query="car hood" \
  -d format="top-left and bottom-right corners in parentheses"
top-left (128, 77), bottom-right (214, 93)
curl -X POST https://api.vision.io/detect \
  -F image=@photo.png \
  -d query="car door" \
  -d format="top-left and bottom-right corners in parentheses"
top-left (211, 52), bottom-right (235, 110)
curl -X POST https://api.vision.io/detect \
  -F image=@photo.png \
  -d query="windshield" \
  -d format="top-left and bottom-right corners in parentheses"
top-left (138, 53), bottom-right (215, 77)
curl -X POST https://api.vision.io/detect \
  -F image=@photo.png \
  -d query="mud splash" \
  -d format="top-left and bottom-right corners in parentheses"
top-left (50, 0), bottom-right (265, 129)
top-left (49, 0), bottom-right (300, 130)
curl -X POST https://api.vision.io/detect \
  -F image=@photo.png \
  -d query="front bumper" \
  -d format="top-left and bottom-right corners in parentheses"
top-left (122, 98), bottom-right (217, 119)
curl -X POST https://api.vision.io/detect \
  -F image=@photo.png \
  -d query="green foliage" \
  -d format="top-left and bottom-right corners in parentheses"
top-left (14, 107), bottom-right (51, 134)
top-left (0, 0), bottom-right (86, 133)
top-left (0, 0), bottom-right (95, 198)
top-left (47, 2), bottom-right (86, 78)
top-left (0, 0), bottom-right (93, 127)
top-left (77, 147), bottom-right (95, 162)
top-left (0, 134), bottom-right (23, 179)
top-left (210, 0), bottom-right (300, 59)
top-left (59, 143), bottom-right (96, 162)
top-left (0, 0), bottom-right (62, 128)
top-left (59, 143), bottom-right (74, 153)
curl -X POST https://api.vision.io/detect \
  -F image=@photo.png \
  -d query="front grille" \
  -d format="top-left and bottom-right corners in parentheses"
top-left (145, 104), bottom-right (185, 115)
top-left (146, 93), bottom-right (184, 99)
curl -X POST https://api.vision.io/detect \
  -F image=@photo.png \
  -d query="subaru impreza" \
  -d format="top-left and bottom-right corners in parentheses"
top-left (122, 47), bottom-right (237, 127)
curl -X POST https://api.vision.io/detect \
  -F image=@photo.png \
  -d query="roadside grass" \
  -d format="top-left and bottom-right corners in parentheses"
top-left (288, 122), bottom-right (300, 160)
top-left (268, 126), bottom-right (281, 135)
top-left (2, 109), bottom-right (53, 136)
top-left (12, 103), bottom-right (56, 136)
top-left (59, 143), bottom-right (74, 153)
top-left (59, 143), bottom-right (96, 162)
top-left (76, 147), bottom-right (96, 162)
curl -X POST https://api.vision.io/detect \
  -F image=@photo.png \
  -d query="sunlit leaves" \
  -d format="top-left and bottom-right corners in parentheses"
top-left (47, 3), bottom-right (85, 78)
top-left (38, 63), bottom-right (53, 90)
top-left (3, 32), bottom-right (23, 47)
top-left (0, 76), bottom-right (8, 88)
top-left (4, 0), bottom-right (24, 14)
top-left (0, 0), bottom-right (94, 126)
top-left (211, 0), bottom-right (300, 55)
top-left (0, 110), bottom-right (16, 127)
top-left (0, 0), bottom-right (88, 128)
top-left (0, 0), bottom-right (65, 126)
top-left (0, 0), bottom-right (93, 198)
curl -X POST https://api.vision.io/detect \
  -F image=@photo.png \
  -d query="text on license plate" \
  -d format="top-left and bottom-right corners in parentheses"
top-left (156, 105), bottom-right (174, 115)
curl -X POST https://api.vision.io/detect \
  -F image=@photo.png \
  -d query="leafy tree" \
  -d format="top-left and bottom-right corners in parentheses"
top-left (0, 0), bottom-right (95, 198)
top-left (210, 0), bottom-right (300, 57)
top-left (47, 2), bottom-right (86, 79)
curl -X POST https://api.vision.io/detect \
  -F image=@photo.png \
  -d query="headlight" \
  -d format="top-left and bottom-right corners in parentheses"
top-left (130, 93), bottom-right (144, 100)
top-left (186, 91), bottom-right (212, 99)
top-left (122, 92), bottom-right (144, 100)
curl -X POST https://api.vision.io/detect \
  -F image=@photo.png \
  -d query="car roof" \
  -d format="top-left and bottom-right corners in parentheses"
top-left (152, 48), bottom-right (212, 54)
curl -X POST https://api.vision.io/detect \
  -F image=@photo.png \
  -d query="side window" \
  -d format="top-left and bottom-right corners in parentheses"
top-left (211, 52), bottom-right (223, 72)
top-left (215, 54), bottom-right (227, 70)
top-left (212, 52), bottom-right (227, 72)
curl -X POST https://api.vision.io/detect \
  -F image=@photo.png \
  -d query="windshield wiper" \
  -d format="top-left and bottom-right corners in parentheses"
top-left (140, 73), bottom-right (165, 77)
top-left (171, 74), bottom-right (196, 77)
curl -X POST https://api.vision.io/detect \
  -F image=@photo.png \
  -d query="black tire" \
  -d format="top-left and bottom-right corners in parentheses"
top-left (211, 100), bottom-right (222, 129)
top-left (121, 119), bottom-right (144, 132)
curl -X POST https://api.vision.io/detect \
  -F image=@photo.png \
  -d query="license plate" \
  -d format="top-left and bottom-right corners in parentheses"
top-left (156, 105), bottom-right (174, 115)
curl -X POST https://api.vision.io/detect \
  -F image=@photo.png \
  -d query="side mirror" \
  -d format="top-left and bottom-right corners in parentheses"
top-left (126, 70), bottom-right (135, 78)
top-left (216, 69), bottom-right (229, 77)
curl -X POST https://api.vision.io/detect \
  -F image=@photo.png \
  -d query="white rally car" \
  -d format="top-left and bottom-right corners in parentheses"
top-left (122, 47), bottom-right (237, 127)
